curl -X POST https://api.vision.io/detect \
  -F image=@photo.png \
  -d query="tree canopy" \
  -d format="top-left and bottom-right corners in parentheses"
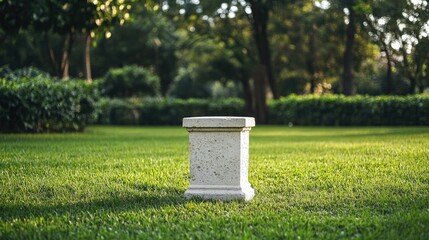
top-left (1, 0), bottom-right (428, 121)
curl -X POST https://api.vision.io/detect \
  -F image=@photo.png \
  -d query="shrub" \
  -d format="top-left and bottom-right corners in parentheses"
top-left (102, 65), bottom-right (160, 98)
top-left (167, 69), bottom-right (211, 99)
top-left (96, 95), bottom-right (429, 126)
top-left (97, 98), bottom-right (245, 125)
top-left (268, 95), bottom-right (429, 126)
top-left (140, 98), bottom-right (245, 125)
top-left (0, 77), bottom-right (100, 133)
top-left (0, 66), bottom-right (50, 80)
top-left (97, 98), bottom-right (141, 125)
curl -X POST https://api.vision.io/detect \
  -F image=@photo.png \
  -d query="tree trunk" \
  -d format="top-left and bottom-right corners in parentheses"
top-left (415, 62), bottom-right (423, 94)
top-left (249, 0), bottom-right (279, 99)
top-left (308, 25), bottom-right (317, 94)
top-left (251, 64), bottom-right (268, 124)
top-left (383, 44), bottom-right (393, 94)
top-left (240, 74), bottom-right (254, 117)
top-left (44, 31), bottom-right (59, 77)
top-left (60, 34), bottom-right (70, 79)
top-left (417, 61), bottom-right (427, 93)
top-left (399, 44), bottom-right (415, 94)
top-left (342, 6), bottom-right (356, 96)
top-left (418, 82), bottom-right (424, 93)
top-left (60, 29), bottom-right (74, 80)
top-left (84, 32), bottom-right (92, 82)
top-left (237, 67), bottom-right (253, 117)
top-left (409, 76), bottom-right (416, 94)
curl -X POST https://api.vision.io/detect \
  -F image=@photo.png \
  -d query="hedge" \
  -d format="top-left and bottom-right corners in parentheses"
top-left (268, 95), bottom-right (429, 126)
top-left (3, 82), bottom-right (426, 131)
top-left (0, 77), bottom-right (99, 133)
top-left (97, 98), bottom-right (245, 125)
top-left (97, 95), bottom-right (429, 126)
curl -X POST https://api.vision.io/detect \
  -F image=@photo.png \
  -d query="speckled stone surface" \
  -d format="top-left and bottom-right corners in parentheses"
top-left (183, 117), bottom-right (255, 201)
top-left (183, 116), bottom-right (255, 128)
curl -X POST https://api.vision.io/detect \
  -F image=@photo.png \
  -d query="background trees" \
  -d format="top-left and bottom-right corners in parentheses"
top-left (0, 0), bottom-right (132, 80)
top-left (1, 0), bottom-right (428, 118)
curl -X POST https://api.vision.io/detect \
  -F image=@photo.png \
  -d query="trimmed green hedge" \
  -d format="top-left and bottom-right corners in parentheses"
top-left (268, 95), bottom-right (429, 126)
top-left (97, 95), bottom-right (429, 126)
top-left (5, 83), bottom-right (425, 130)
top-left (97, 98), bottom-right (245, 125)
top-left (0, 77), bottom-right (99, 133)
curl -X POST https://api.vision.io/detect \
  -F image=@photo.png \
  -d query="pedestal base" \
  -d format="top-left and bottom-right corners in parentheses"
top-left (185, 184), bottom-right (255, 201)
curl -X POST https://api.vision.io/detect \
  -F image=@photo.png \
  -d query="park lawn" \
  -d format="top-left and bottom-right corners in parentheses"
top-left (0, 126), bottom-right (428, 239)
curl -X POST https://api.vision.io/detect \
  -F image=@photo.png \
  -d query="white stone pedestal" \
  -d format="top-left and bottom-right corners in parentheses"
top-left (183, 117), bottom-right (255, 201)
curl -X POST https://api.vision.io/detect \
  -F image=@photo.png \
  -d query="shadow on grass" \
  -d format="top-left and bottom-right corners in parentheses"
top-left (0, 183), bottom-right (194, 221)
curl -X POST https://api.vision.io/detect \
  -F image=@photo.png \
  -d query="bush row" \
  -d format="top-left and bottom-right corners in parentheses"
top-left (0, 77), bottom-right (99, 133)
top-left (97, 98), bottom-right (245, 125)
top-left (2, 77), bottom-right (427, 132)
top-left (268, 95), bottom-right (429, 126)
top-left (97, 95), bottom-right (429, 126)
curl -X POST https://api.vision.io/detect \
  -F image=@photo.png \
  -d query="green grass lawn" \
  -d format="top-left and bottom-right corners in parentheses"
top-left (1, 126), bottom-right (428, 239)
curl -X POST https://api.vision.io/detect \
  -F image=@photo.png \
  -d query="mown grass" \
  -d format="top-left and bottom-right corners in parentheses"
top-left (0, 126), bottom-right (428, 239)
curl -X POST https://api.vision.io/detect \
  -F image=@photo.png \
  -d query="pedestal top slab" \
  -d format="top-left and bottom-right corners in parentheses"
top-left (183, 116), bottom-right (255, 128)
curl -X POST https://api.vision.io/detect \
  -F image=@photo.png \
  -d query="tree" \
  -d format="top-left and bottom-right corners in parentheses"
top-left (157, 0), bottom-right (293, 123)
top-left (0, 0), bottom-right (32, 33)
top-left (364, 0), bottom-right (429, 94)
top-left (246, 0), bottom-right (278, 100)
top-left (364, 15), bottom-right (394, 94)
top-left (0, 0), bottom-right (131, 80)
top-left (90, 5), bottom-right (178, 94)
top-left (394, 0), bottom-right (429, 93)
top-left (214, 15), bottom-right (257, 116)
top-left (204, 2), bottom-right (264, 119)
top-left (81, 0), bottom-right (132, 82)
top-left (28, 0), bottom-right (95, 79)
top-left (341, 1), bottom-right (357, 95)
top-left (327, 0), bottom-right (372, 95)
top-left (270, 0), bottom-right (345, 95)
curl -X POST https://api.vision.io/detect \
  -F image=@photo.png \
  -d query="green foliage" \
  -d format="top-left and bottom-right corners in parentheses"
top-left (211, 81), bottom-right (243, 99)
top-left (97, 98), bottom-right (245, 125)
top-left (0, 0), bottom-right (32, 32)
top-left (90, 11), bottom-right (178, 93)
top-left (2, 0), bottom-right (428, 96)
top-left (269, 95), bottom-right (429, 126)
top-left (0, 0), bottom-right (134, 79)
top-left (97, 98), bottom-right (142, 125)
top-left (354, 61), bottom-right (411, 96)
top-left (167, 68), bottom-right (211, 99)
top-left (97, 95), bottom-right (429, 126)
top-left (101, 65), bottom-right (160, 98)
top-left (0, 66), bottom-right (50, 80)
top-left (0, 77), bottom-right (100, 133)
top-left (0, 126), bottom-right (428, 238)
